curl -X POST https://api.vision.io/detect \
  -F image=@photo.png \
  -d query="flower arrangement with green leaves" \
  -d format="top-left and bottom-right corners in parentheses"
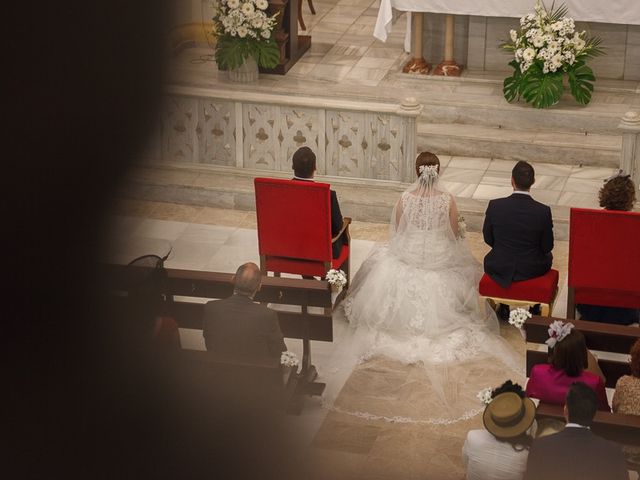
top-left (212, 0), bottom-right (280, 70)
top-left (502, 1), bottom-right (603, 108)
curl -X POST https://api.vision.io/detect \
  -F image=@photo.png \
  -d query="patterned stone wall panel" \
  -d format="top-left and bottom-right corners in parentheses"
top-left (162, 97), bottom-right (199, 163)
top-left (364, 113), bottom-right (404, 181)
top-left (277, 107), bottom-right (321, 172)
top-left (243, 103), bottom-right (279, 170)
top-left (198, 100), bottom-right (236, 166)
top-left (325, 110), bottom-right (366, 178)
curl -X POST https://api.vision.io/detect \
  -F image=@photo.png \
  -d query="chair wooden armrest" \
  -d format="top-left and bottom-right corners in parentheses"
top-left (332, 217), bottom-right (351, 243)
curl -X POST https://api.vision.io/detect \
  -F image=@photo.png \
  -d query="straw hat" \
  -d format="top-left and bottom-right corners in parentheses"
top-left (483, 392), bottom-right (536, 439)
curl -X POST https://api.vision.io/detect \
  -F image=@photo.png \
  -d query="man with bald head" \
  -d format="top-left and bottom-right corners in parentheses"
top-left (203, 262), bottom-right (286, 361)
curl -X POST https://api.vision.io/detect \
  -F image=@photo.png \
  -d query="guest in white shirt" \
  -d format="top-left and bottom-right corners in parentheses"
top-left (463, 381), bottom-right (535, 480)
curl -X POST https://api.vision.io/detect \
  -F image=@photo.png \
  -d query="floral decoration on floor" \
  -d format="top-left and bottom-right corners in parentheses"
top-left (212, 0), bottom-right (280, 70)
top-left (501, 1), bottom-right (603, 108)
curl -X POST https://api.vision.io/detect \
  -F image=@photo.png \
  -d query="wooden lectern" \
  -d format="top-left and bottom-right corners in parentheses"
top-left (259, 0), bottom-right (311, 75)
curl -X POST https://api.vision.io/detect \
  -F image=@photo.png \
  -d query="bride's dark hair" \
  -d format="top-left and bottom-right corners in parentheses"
top-left (415, 152), bottom-right (440, 177)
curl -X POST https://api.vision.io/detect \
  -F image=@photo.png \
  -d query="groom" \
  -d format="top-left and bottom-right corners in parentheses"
top-left (291, 146), bottom-right (345, 259)
top-left (483, 161), bottom-right (554, 318)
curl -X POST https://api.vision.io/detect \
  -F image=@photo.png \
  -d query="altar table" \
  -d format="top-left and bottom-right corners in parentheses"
top-left (375, 0), bottom-right (640, 76)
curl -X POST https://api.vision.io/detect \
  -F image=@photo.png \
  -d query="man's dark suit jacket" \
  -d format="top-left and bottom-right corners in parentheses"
top-left (483, 192), bottom-right (553, 288)
top-left (202, 294), bottom-right (286, 362)
top-left (523, 426), bottom-right (628, 480)
top-left (294, 177), bottom-right (344, 258)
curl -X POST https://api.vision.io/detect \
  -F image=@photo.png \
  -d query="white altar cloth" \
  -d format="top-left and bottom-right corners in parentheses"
top-left (374, 0), bottom-right (640, 44)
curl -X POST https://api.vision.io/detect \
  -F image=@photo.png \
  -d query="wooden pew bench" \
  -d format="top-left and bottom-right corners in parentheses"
top-left (102, 264), bottom-right (336, 413)
top-left (524, 315), bottom-right (640, 450)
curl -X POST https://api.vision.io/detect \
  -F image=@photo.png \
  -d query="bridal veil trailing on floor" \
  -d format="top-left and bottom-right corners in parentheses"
top-left (321, 164), bottom-right (524, 424)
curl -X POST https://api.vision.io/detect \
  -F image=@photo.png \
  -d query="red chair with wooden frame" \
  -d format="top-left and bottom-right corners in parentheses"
top-left (567, 207), bottom-right (640, 318)
top-left (254, 177), bottom-right (351, 291)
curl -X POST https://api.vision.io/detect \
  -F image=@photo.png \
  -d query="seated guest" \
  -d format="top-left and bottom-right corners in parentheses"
top-left (125, 253), bottom-right (180, 350)
top-left (612, 338), bottom-right (640, 416)
top-left (613, 339), bottom-right (640, 480)
top-left (203, 262), bottom-right (286, 361)
top-left (291, 146), bottom-right (346, 259)
top-left (462, 380), bottom-right (534, 480)
top-left (577, 172), bottom-right (639, 325)
top-left (482, 161), bottom-right (554, 319)
top-left (523, 382), bottom-right (628, 480)
top-left (525, 322), bottom-right (609, 411)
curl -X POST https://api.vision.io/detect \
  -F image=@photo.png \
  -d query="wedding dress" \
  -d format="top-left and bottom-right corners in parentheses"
top-left (322, 167), bottom-right (523, 424)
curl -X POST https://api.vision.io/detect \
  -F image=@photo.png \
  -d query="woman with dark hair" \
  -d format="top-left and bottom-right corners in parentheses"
top-left (525, 322), bottom-right (609, 410)
top-left (463, 381), bottom-right (535, 480)
top-left (577, 172), bottom-right (639, 325)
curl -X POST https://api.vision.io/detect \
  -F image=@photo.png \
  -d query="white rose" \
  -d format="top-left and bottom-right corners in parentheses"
top-left (227, 0), bottom-right (240, 8)
top-left (533, 35), bottom-right (545, 48)
top-left (574, 38), bottom-right (586, 52)
top-left (261, 28), bottom-right (271, 39)
top-left (256, 0), bottom-right (269, 10)
top-left (237, 25), bottom-right (248, 37)
top-left (522, 47), bottom-right (536, 62)
top-left (510, 29), bottom-right (517, 42)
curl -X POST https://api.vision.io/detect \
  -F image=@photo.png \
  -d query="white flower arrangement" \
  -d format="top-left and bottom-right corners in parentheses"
top-left (508, 307), bottom-right (532, 329)
top-left (545, 320), bottom-right (574, 348)
top-left (457, 214), bottom-right (467, 239)
top-left (477, 387), bottom-right (493, 405)
top-left (418, 164), bottom-right (439, 179)
top-left (502, 1), bottom-right (603, 107)
top-left (280, 351), bottom-right (299, 368)
top-left (212, 0), bottom-right (280, 69)
top-left (326, 269), bottom-right (347, 288)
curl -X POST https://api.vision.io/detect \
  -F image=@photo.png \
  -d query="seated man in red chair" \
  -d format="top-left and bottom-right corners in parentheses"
top-left (292, 146), bottom-right (346, 259)
top-left (483, 161), bottom-right (554, 319)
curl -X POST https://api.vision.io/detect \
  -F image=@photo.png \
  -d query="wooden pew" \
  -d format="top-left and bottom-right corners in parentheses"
top-left (101, 264), bottom-right (335, 411)
top-left (567, 208), bottom-right (640, 319)
top-left (535, 402), bottom-right (640, 448)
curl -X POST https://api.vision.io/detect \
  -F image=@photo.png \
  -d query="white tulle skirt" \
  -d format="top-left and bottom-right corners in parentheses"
top-left (321, 242), bottom-right (524, 424)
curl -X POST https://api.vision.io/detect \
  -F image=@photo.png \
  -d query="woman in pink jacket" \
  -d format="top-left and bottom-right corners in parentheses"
top-left (525, 321), bottom-right (609, 411)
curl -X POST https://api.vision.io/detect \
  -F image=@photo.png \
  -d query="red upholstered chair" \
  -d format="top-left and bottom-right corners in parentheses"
top-left (254, 178), bottom-right (351, 286)
top-left (479, 269), bottom-right (560, 317)
top-left (567, 208), bottom-right (640, 318)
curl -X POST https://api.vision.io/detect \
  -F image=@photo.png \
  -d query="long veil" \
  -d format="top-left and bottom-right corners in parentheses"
top-left (319, 166), bottom-right (524, 424)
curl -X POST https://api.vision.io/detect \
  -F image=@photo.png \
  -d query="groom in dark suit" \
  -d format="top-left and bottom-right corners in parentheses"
top-left (483, 161), bottom-right (554, 317)
top-left (292, 146), bottom-right (345, 259)
top-left (524, 382), bottom-right (628, 480)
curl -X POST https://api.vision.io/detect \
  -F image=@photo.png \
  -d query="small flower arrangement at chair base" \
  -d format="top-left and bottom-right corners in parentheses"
top-left (326, 269), bottom-right (347, 293)
top-left (281, 351), bottom-right (299, 372)
top-left (501, 1), bottom-right (604, 108)
top-left (212, 0), bottom-right (280, 82)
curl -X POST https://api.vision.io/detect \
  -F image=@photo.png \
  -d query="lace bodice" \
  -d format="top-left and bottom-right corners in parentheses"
top-left (401, 191), bottom-right (451, 231)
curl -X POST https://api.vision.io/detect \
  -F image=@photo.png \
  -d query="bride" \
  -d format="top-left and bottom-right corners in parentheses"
top-left (323, 152), bottom-right (523, 424)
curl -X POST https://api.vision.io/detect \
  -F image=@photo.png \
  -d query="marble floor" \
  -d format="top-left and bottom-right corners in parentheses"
top-left (107, 199), bottom-right (570, 479)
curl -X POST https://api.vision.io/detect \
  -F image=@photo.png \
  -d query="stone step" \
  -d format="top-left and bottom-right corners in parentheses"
top-left (117, 162), bottom-right (603, 241)
top-left (417, 123), bottom-right (621, 167)
top-left (385, 72), bottom-right (638, 136)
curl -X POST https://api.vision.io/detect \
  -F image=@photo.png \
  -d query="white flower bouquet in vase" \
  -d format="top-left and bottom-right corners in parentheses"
top-left (501, 1), bottom-right (603, 108)
top-left (325, 269), bottom-right (347, 293)
top-left (212, 0), bottom-right (280, 80)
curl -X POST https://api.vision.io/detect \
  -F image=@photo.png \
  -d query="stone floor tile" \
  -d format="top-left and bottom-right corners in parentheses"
top-left (448, 156), bottom-right (492, 171)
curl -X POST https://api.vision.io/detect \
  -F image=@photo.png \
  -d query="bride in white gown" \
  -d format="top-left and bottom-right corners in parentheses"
top-left (323, 153), bottom-right (523, 424)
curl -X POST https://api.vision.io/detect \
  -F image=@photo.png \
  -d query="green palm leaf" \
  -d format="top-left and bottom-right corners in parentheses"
top-left (520, 63), bottom-right (564, 108)
top-left (503, 60), bottom-right (523, 103)
top-left (567, 60), bottom-right (596, 105)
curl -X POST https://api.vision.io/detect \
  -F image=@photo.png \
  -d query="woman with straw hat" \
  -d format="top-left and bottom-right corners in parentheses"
top-left (463, 382), bottom-right (536, 480)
